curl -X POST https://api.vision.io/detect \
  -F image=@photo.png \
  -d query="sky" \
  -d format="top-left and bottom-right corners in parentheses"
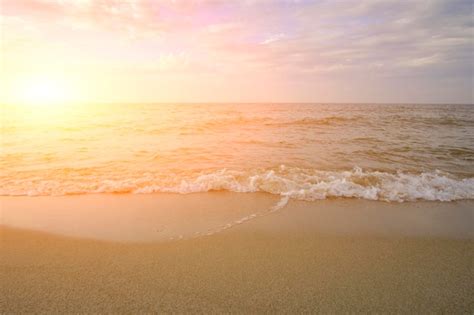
top-left (1, 0), bottom-right (473, 104)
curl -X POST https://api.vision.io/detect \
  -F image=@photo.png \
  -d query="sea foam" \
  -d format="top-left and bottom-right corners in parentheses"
top-left (2, 166), bottom-right (473, 202)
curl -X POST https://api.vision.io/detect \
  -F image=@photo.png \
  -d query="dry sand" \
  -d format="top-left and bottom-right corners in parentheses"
top-left (1, 193), bottom-right (473, 313)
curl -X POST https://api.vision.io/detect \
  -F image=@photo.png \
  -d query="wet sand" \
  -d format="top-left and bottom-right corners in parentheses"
top-left (1, 193), bottom-right (473, 313)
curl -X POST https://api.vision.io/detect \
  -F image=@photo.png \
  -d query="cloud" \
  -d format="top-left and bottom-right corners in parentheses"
top-left (261, 33), bottom-right (286, 45)
top-left (1, 0), bottom-right (472, 102)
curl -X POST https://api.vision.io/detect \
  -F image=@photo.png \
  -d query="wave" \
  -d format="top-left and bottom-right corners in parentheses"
top-left (175, 115), bottom-right (359, 133)
top-left (388, 115), bottom-right (474, 127)
top-left (265, 116), bottom-right (359, 127)
top-left (180, 116), bottom-right (273, 132)
top-left (2, 167), bottom-right (473, 202)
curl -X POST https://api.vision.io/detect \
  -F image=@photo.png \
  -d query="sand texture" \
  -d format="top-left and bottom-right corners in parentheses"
top-left (1, 194), bottom-right (473, 313)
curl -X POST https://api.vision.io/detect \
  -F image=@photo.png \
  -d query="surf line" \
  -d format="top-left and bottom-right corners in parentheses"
top-left (186, 195), bottom-right (291, 239)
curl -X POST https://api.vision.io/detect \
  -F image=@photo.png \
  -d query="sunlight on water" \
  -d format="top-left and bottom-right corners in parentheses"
top-left (1, 103), bottom-right (473, 201)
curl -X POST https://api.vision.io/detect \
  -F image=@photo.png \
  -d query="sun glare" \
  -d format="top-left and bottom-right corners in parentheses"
top-left (12, 76), bottom-right (76, 106)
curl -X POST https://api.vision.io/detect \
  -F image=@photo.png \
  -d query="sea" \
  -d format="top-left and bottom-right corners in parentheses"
top-left (2, 103), bottom-right (473, 202)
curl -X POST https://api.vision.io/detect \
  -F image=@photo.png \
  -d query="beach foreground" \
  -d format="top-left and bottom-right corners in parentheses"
top-left (1, 194), bottom-right (473, 313)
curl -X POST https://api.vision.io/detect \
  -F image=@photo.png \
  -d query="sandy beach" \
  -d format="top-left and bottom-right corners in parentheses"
top-left (1, 194), bottom-right (473, 313)
top-left (2, 0), bottom-right (473, 313)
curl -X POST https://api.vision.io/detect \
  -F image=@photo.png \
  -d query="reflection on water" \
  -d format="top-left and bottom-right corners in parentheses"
top-left (2, 103), bottom-right (474, 200)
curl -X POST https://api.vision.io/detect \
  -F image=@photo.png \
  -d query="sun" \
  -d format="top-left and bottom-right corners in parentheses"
top-left (12, 75), bottom-right (76, 106)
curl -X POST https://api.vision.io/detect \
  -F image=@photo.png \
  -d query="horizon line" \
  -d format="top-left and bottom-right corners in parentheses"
top-left (2, 101), bottom-right (473, 106)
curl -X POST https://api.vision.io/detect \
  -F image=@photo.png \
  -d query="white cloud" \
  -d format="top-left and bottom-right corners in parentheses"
top-left (261, 33), bottom-right (286, 45)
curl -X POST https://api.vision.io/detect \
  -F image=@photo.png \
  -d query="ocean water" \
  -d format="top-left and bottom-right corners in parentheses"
top-left (1, 103), bottom-right (473, 201)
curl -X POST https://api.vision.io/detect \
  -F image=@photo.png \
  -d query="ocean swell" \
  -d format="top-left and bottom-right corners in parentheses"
top-left (2, 167), bottom-right (473, 202)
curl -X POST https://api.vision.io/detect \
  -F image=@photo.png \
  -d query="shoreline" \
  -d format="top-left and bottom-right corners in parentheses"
top-left (1, 192), bottom-right (473, 242)
top-left (1, 193), bottom-right (473, 312)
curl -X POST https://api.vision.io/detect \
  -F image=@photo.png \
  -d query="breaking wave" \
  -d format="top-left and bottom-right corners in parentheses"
top-left (2, 166), bottom-right (473, 202)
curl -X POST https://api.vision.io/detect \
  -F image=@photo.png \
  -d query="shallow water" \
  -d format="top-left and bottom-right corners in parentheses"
top-left (2, 103), bottom-right (473, 201)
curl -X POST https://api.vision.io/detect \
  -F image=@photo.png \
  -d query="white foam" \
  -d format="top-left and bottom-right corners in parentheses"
top-left (197, 195), bottom-right (291, 237)
top-left (1, 167), bottom-right (473, 202)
